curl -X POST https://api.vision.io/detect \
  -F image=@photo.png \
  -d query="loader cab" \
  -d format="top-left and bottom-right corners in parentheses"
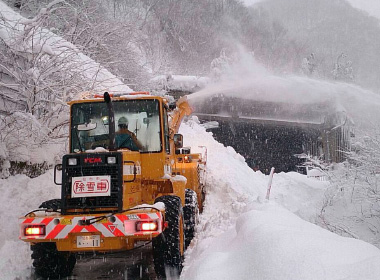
top-left (70, 98), bottom-right (163, 153)
top-left (67, 95), bottom-right (177, 182)
top-left (62, 95), bottom-right (174, 213)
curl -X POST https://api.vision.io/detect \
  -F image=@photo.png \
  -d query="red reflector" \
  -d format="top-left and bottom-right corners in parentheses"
top-left (136, 221), bottom-right (158, 232)
top-left (25, 225), bottom-right (46, 236)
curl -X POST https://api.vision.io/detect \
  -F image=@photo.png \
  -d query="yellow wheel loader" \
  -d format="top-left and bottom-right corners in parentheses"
top-left (19, 92), bottom-right (206, 278)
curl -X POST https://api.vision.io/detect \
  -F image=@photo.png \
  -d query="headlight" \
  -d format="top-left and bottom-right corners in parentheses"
top-left (107, 156), bottom-right (116, 164)
top-left (68, 158), bottom-right (77, 165)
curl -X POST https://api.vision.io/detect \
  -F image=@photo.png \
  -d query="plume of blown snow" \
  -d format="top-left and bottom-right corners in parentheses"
top-left (188, 50), bottom-right (380, 135)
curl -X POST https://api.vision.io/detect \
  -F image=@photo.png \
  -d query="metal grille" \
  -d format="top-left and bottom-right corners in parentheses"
top-left (62, 153), bottom-right (122, 213)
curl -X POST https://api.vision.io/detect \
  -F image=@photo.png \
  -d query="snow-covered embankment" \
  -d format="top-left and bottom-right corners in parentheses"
top-left (0, 171), bottom-right (60, 279)
top-left (180, 119), bottom-right (380, 280)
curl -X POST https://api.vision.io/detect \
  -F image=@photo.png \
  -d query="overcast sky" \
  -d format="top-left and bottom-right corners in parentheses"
top-left (346, 0), bottom-right (380, 19)
top-left (242, 0), bottom-right (380, 20)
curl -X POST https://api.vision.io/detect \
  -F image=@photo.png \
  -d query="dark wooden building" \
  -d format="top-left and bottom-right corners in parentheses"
top-left (192, 95), bottom-right (353, 173)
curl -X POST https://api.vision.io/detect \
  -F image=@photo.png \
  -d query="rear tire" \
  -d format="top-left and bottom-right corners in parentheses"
top-left (184, 189), bottom-right (199, 249)
top-left (152, 195), bottom-right (184, 278)
top-left (31, 242), bottom-right (76, 279)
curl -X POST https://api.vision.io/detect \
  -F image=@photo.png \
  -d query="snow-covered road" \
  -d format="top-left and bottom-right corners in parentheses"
top-left (1, 120), bottom-right (380, 279)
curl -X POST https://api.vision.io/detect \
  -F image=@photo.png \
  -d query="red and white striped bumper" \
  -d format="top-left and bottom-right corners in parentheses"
top-left (20, 212), bottom-right (163, 240)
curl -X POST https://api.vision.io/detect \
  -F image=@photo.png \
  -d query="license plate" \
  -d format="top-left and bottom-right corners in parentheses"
top-left (77, 235), bottom-right (100, 248)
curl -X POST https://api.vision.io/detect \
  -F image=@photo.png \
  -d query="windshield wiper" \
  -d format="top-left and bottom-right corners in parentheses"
top-left (73, 126), bottom-right (84, 152)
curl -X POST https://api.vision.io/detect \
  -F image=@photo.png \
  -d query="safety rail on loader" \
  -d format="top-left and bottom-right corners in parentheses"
top-left (19, 91), bottom-right (206, 279)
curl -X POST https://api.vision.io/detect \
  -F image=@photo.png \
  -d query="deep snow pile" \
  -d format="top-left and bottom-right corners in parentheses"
top-left (0, 171), bottom-right (60, 279)
top-left (272, 171), bottom-right (328, 223)
top-left (183, 202), bottom-right (380, 280)
top-left (1, 119), bottom-right (380, 279)
top-left (179, 119), bottom-right (380, 280)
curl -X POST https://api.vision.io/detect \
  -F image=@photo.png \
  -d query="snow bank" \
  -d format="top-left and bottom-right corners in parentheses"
top-left (271, 171), bottom-right (329, 222)
top-left (180, 120), bottom-right (380, 280)
top-left (0, 171), bottom-right (60, 279)
top-left (183, 202), bottom-right (380, 280)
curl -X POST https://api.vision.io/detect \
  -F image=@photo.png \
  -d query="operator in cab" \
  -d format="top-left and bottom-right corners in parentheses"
top-left (115, 117), bottom-right (143, 151)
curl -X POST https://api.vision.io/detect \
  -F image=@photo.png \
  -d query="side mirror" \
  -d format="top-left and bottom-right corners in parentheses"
top-left (174, 134), bottom-right (183, 149)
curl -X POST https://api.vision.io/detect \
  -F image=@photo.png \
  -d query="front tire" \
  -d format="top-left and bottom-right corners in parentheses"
top-left (31, 242), bottom-right (76, 279)
top-left (152, 195), bottom-right (184, 278)
top-left (184, 189), bottom-right (199, 249)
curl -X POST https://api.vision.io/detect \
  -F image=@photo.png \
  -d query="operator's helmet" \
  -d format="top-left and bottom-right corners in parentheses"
top-left (118, 117), bottom-right (128, 128)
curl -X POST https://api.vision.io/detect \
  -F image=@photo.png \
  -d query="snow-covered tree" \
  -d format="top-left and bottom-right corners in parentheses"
top-left (0, 1), bottom-right (131, 176)
top-left (332, 52), bottom-right (354, 81)
top-left (319, 133), bottom-right (380, 247)
top-left (210, 49), bottom-right (232, 81)
top-left (301, 53), bottom-right (317, 76)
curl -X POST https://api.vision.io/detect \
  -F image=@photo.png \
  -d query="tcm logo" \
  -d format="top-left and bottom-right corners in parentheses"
top-left (84, 157), bottom-right (102, 164)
